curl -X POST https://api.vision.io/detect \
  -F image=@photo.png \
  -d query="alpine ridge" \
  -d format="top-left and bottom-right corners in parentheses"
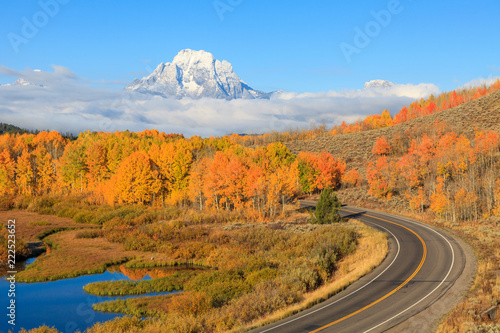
top-left (364, 80), bottom-right (395, 89)
top-left (126, 49), bottom-right (271, 100)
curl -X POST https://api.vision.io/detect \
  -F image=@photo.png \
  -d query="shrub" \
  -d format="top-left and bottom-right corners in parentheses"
top-left (27, 197), bottom-right (60, 214)
top-left (185, 270), bottom-right (250, 308)
top-left (0, 195), bottom-right (15, 210)
top-left (28, 220), bottom-right (50, 226)
top-left (14, 196), bottom-right (32, 210)
top-left (19, 325), bottom-right (59, 333)
top-left (73, 211), bottom-right (94, 224)
top-left (54, 205), bottom-right (80, 218)
top-left (313, 188), bottom-right (341, 224)
top-left (76, 230), bottom-right (103, 239)
top-left (0, 225), bottom-right (31, 260)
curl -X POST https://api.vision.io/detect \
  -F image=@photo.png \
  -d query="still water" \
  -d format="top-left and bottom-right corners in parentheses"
top-left (0, 260), bottom-right (177, 333)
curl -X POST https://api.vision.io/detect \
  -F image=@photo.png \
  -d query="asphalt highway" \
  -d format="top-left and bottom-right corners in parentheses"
top-left (250, 203), bottom-right (466, 333)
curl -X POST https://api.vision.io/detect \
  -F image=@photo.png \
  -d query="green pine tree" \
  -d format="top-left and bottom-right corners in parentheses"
top-left (313, 188), bottom-right (342, 224)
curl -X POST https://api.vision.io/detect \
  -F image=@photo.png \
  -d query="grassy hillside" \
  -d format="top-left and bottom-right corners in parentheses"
top-left (286, 89), bottom-right (500, 167)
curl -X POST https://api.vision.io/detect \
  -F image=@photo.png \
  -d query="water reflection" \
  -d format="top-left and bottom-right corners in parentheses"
top-left (0, 262), bottom-right (189, 333)
top-left (112, 264), bottom-right (205, 281)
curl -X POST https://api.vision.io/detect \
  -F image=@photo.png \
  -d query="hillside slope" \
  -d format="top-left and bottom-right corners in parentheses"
top-left (286, 89), bottom-right (500, 163)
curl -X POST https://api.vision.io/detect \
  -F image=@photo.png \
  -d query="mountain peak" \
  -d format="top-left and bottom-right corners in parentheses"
top-left (364, 80), bottom-right (395, 89)
top-left (126, 49), bottom-right (270, 100)
top-left (172, 49), bottom-right (215, 67)
top-left (1, 78), bottom-right (45, 88)
top-left (13, 78), bottom-right (33, 86)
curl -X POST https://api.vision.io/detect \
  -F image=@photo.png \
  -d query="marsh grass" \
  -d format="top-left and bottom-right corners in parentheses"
top-left (0, 210), bottom-right (96, 243)
top-left (92, 295), bottom-right (176, 318)
top-left (15, 228), bottom-right (177, 282)
top-left (76, 229), bottom-right (104, 239)
top-left (28, 220), bottom-right (49, 226)
top-left (83, 271), bottom-right (198, 296)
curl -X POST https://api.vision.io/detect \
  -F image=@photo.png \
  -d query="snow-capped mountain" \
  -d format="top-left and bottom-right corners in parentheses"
top-left (12, 78), bottom-right (36, 86)
top-left (364, 80), bottom-right (395, 89)
top-left (1, 78), bottom-right (44, 88)
top-left (126, 49), bottom-right (271, 99)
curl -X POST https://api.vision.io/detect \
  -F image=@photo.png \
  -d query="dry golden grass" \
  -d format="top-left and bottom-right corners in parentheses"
top-left (0, 210), bottom-right (95, 242)
top-left (242, 219), bottom-right (388, 331)
top-left (435, 225), bottom-right (500, 333)
top-left (16, 228), bottom-right (180, 282)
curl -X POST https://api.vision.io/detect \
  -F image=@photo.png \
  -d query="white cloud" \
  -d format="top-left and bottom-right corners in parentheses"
top-left (461, 76), bottom-right (500, 89)
top-left (0, 66), bottom-right (441, 137)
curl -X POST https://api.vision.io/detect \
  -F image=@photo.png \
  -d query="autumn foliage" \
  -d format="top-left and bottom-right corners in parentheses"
top-left (0, 131), bottom-right (345, 218)
top-left (367, 128), bottom-right (500, 221)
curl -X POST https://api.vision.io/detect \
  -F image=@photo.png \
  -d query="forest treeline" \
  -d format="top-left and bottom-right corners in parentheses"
top-left (367, 126), bottom-right (500, 221)
top-left (0, 130), bottom-right (346, 218)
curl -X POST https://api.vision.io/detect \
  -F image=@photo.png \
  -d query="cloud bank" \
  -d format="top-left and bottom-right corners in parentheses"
top-left (461, 77), bottom-right (500, 90)
top-left (0, 66), bottom-right (440, 137)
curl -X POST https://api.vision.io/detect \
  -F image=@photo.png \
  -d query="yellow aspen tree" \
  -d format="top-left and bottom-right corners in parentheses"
top-left (430, 177), bottom-right (449, 218)
top-left (15, 149), bottom-right (34, 195)
top-left (189, 157), bottom-right (209, 210)
top-left (0, 149), bottom-right (15, 195)
top-left (33, 146), bottom-right (55, 195)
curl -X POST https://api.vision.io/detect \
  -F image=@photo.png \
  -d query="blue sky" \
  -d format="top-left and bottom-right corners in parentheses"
top-left (1, 0), bottom-right (499, 93)
top-left (0, 1), bottom-right (499, 136)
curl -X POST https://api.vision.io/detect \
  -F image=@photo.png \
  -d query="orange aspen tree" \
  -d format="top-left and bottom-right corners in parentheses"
top-left (372, 136), bottom-right (392, 155)
top-left (315, 152), bottom-right (345, 190)
top-left (342, 169), bottom-right (361, 187)
top-left (111, 152), bottom-right (161, 205)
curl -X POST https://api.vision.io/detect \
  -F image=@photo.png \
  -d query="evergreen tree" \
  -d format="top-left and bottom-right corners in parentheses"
top-left (313, 188), bottom-right (341, 224)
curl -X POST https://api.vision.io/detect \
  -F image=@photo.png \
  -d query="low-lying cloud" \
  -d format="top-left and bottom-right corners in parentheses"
top-left (461, 77), bottom-right (500, 90)
top-left (0, 65), bottom-right (441, 137)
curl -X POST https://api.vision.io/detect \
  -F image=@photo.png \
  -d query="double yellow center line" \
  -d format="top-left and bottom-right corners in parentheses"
top-left (309, 209), bottom-right (427, 333)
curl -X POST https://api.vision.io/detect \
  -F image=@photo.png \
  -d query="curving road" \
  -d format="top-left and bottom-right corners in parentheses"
top-left (251, 204), bottom-right (469, 333)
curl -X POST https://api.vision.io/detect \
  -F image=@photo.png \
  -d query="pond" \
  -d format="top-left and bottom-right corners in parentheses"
top-left (0, 259), bottom-right (180, 333)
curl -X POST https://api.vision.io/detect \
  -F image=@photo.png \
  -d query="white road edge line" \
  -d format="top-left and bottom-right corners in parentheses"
top-left (362, 220), bottom-right (456, 333)
top-left (258, 221), bottom-right (400, 333)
